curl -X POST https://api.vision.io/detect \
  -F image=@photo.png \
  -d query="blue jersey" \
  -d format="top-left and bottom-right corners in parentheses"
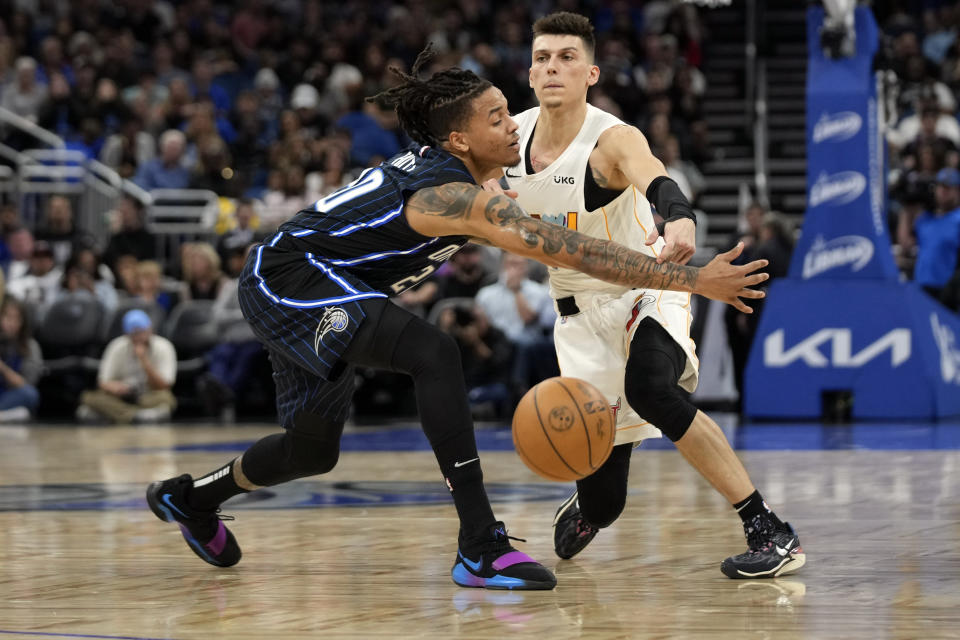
top-left (271, 145), bottom-right (476, 295)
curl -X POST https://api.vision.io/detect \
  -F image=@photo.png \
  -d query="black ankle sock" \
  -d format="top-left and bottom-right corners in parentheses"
top-left (187, 459), bottom-right (249, 511)
top-left (429, 429), bottom-right (496, 547)
top-left (733, 490), bottom-right (784, 527)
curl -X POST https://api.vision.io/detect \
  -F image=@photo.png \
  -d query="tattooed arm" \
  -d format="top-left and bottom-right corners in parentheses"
top-left (405, 182), bottom-right (768, 312)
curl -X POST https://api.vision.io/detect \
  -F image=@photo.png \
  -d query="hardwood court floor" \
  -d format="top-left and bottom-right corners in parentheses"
top-left (1, 421), bottom-right (960, 639)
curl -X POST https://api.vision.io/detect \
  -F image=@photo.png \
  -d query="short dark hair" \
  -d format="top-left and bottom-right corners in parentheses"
top-left (367, 44), bottom-right (493, 148)
top-left (532, 12), bottom-right (596, 61)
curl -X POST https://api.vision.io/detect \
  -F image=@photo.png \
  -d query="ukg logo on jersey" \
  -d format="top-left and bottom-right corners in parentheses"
top-left (930, 313), bottom-right (960, 385)
top-left (802, 235), bottom-right (874, 279)
top-left (809, 171), bottom-right (867, 207)
top-left (812, 111), bottom-right (862, 144)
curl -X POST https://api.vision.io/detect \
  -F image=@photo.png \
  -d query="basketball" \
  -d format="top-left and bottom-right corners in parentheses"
top-left (511, 376), bottom-right (615, 481)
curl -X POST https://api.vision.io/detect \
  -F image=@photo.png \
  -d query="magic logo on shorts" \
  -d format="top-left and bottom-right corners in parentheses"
top-left (314, 306), bottom-right (349, 353)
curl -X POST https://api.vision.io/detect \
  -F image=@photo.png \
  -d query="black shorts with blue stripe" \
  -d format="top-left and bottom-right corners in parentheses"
top-left (237, 233), bottom-right (388, 429)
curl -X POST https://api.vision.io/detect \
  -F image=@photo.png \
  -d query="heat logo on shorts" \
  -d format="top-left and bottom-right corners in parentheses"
top-left (314, 306), bottom-right (349, 353)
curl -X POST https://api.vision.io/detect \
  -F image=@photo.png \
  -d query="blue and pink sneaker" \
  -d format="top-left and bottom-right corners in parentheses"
top-left (146, 474), bottom-right (241, 568)
top-left (452, 522), bottom-right (556, 590)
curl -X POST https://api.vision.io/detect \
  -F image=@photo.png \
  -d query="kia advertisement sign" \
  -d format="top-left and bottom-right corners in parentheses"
top-left (745, 281), bottom-right (960, 419)
top-left (743, 7), bottom-right (960, 419)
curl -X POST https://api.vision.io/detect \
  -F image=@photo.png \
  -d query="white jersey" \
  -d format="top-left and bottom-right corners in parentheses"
top-left (505, 104), bottom-right (699, 446)
top-left (504, 104), bottom-right (664, 298)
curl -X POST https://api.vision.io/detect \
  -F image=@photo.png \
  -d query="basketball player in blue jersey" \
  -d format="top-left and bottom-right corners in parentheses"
top-left (494, 12), bottom-right (804, 579)
top-left (145, 46), bottom-right (770, 591)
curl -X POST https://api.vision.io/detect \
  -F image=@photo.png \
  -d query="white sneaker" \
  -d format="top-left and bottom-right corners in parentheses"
top-left (133, 405), bottom-right (172, 424)
top-left (0, 406), bottom-right (30, 422)
top-left (75, 404), bottom-right (102, 424)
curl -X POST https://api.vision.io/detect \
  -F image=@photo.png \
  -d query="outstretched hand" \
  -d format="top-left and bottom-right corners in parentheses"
top-left (646, 217), bottom-right (696, 265)
top-left (698, 242), bottom-right (769, 313)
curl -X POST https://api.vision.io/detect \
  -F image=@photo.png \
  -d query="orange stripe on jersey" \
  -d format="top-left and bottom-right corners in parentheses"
top-left (600, 207), bottom-right (612, 240)
top-left (568, 211), bottom-right (578, 230)
top-left (631, 186), bottom-right (658, 259)
top-left (683, 293), bottom-right (700, 367)
top-left (617, 422), bottom-right (651, 431)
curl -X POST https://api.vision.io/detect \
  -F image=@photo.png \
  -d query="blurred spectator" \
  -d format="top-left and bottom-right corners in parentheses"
top-left (190, 55), bottom-right (230, 115)
top-left (197, 260), bottom-right (261, 420)
top-left (189, 135), bottom-right (240, 196)
top-left (133, 129), bottom-right (191, 190)
top-left (216, 198), bottom-right (258, 271)
top-left (7, 241), bottom-right (62, 311)
top-left (888, 97), bottom-right (960, 150)
top-left (2, 57), bottom-right (47, 124)
top-left (134, 260), bottom-right (178, 313)
top-left (76, 309), bottom-right (176, 424)
top-left (475, 253), bottom-right (558, 397)
top-left (113, 254), bottom-right (140, 296)
top-left (659, 134), bottom-right (703, 203)
top-left (725, 207), bottom-right (795, 407)
top-left (103, 195), bottom-right (156, 271)
top-left (306, 143), bottom-right (353, 199)
top-left (475, 253), bottom-right (554, 346)
top-left (0, 297), bottom-right (42, 422)
top-left (49, 247), bottom-right (118, 317)
top-left (899, 104), bottom-right (959, 173)
top-left (731, 201), bottom-right (766, 254)
top-left (181, 242), bottom-right (224, 300)
top-left (335, 91), bottom-right (401, 167)
top-left (437, 302), bottom-right (514, 420)
top-left (913, 167), bottom-right (960, 299)
top-left (35, 195), bottom-right (84, 266)
top-left (433, 244), bottom-right (493, 300)
top-left (5, 228), bottom-right (34, 281)
top-left (100, 114), bottom-right (156, 179)
top-left (37, 71), bottom-right (76, 138)
top-left (253, 67), bottom-right (284, 130)
top-left (260, 166), bottom-right (309, 229)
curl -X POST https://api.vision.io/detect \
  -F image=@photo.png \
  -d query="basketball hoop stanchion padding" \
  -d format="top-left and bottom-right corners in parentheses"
top-left (743, 6), bottom-right (960, 419)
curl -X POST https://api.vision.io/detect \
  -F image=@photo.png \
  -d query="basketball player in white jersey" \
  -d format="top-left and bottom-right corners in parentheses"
top-left (497, 12), bottom-right (805, 579)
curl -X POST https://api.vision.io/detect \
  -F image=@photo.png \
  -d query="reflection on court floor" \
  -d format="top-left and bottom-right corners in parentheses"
top-left (1, 420), bottom-right (959, 639)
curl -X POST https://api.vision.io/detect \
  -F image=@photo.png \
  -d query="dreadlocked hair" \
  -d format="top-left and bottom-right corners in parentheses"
top-left (367, 44), bottom-right (492, 148)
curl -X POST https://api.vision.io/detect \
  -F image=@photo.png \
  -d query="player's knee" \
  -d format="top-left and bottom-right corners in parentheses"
top-left (624, 352), bottom-right (696, 442)
top-left (287, 415), bottom-right (343, 475)
top-left (409, 328), bottom-right (462, 379)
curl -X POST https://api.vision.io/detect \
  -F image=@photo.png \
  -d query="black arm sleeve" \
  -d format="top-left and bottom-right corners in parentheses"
top-left (646, 176), bottom-right (697, 234)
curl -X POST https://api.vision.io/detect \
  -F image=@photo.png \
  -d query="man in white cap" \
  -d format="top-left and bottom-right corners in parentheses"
top-left (77, 309), bottom-right (177, 424)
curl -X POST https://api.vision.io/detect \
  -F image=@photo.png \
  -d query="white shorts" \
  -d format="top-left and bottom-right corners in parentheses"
top-left (553, 289), bottom-right (699, 445)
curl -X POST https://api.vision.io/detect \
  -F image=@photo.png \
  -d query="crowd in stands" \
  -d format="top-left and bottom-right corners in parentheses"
top-left (0, 0), bottom-right (711, 422)
top-left (880, 3), bottom-right (960, 311)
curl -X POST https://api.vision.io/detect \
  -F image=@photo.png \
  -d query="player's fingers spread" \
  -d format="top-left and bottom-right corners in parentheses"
top-left (733, 298), bottom-right (753, 313)
top-left (742, 258), bottom-right (769, 273)
top-left (721, 241), bottom-right (744, 261)
top-left (739, 288), bottom-right (766, 299)
top-left (744, 272), bottom-right (769, 285)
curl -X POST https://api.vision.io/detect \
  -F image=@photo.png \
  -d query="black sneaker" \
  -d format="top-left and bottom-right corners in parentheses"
top-left (553, 491), bottom-right (598, 560)
top-left (451, 521), bottom-right (557, 590)
top-left (721, 514), bottom-right (805, 579)
top-left (146, 474), bottom-right (241, 568)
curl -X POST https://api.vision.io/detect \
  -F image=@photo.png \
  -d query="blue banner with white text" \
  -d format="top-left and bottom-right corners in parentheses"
top-left (789, 6), bottom-right (898, 281)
